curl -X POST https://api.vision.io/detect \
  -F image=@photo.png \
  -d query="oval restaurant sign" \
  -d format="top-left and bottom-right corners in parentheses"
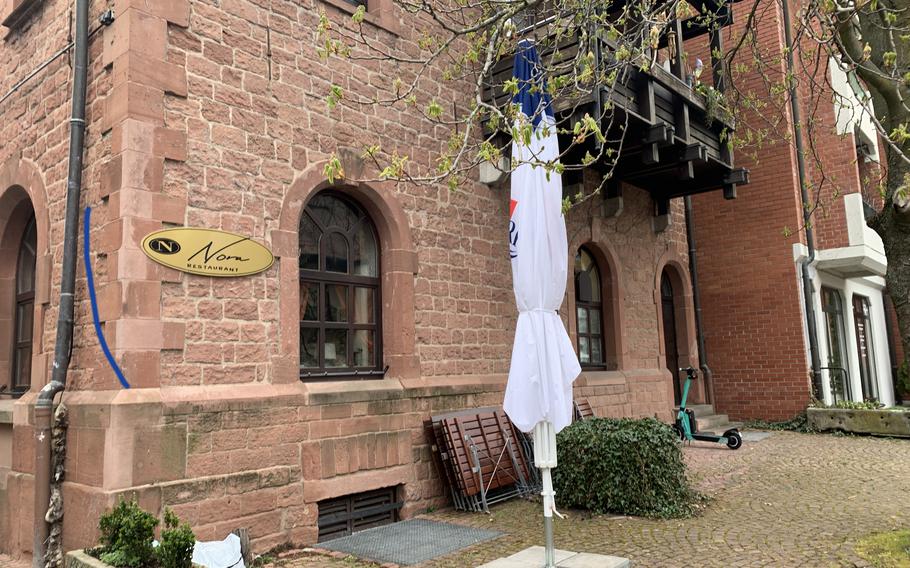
top-left (141, 228), bottom-right (274, 277)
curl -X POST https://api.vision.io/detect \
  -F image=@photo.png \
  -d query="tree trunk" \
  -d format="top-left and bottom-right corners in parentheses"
top-left (886, 248), bottom-right (910, 370)
top-left (871, 153), bottom-right (910, 373)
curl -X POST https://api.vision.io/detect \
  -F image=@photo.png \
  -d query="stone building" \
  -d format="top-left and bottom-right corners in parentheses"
top-left (0, 0), bottom-right (742, 560)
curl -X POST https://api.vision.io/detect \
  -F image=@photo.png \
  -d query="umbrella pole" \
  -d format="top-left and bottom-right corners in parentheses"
top-left (542, 468), bottom-right (557, 568)
top-left (534, 421), bottom-right (558, 568)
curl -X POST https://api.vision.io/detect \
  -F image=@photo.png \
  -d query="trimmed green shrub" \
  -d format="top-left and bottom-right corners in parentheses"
top-left (156, 509), bottom-right (196, 568)
top-left (96, 500), bottom-right (158, 568)
top-left (89, 500), bottom-right (196, 568)
top-left (552, 417), bottom-right (700, 518)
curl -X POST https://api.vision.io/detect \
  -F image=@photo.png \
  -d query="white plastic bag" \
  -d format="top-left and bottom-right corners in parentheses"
top-left (191, 533), bottom-right (245, 568)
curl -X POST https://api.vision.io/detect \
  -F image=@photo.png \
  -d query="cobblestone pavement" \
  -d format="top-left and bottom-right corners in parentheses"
top-left (419, 432), bottom-right (910, 567)
top-left (280, 431), bottom-right (910, 567)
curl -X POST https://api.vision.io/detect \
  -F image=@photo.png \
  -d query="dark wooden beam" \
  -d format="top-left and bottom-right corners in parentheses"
top-left (670, 17), bottom-right (686, 80)
top-left (682, 143), bottom-right (709, 163)
top-left (637, 75), bottom-right (660, 165)
top-left (724, 168), bottom-right (749, 186)
top-left (709, 16), bottom-right (728, 93)
top-left (643, 124), bottom-right (674, 145)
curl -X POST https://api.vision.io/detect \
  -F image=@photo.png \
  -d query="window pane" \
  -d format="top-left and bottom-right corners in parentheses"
top-left (353, 330), bottom-right (374, 367)
top-left (325, 233), bottom-right (349, 273)
top-left (16, 226), bottom-right (36, 295)
top-left (578, 337), bottom-right (590, 364)
top-left (326, 285), bottom-right (348, 322)
top-left (352, 223), bottom-right (378, 277)
top-left (823, 287), bottom-right (842, 314)
top-left (577, 307), bottom-right (588, 334)
top-left (325, 329), bottom-right (347, 368)
top-left (308, 193), bottom-right (360, 232)
top-left (591, 339), bottom-right (603, 365)
top-left (13, 346), bottom-right (30, 388)
top-left (300, 328), bottom-right (319, 368)
top-left (574, 248), bottom-right (601, 303)
top-left (661, 273), bottom-right (673, 300)
top-left (353, 287), bottom-right (375, 324)
top-left (16, 302), bottom-right (33, 342)
top-left (299, 213), bottom-right (320, 271)
top-left (590, 308), bottom-right (601, 336)
top-left (300, 283), bottom-right (319, 321)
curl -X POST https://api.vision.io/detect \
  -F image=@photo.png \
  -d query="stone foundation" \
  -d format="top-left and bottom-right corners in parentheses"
top-left (2, 369), bottom-right (671, 557)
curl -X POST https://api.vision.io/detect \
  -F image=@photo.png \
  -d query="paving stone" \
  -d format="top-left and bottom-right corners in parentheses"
top-left (494, 546), bottom-right (576, 565)
top-left (741, 431), bottom-right (771, 442)
top-left (557, 552), bottom-right (630, 568)
top-left (477, 547), bottom-right (629, 568)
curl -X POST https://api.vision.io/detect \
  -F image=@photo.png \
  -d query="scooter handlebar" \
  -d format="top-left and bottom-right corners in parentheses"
top-left (678, 366), bottom-right (697, 377)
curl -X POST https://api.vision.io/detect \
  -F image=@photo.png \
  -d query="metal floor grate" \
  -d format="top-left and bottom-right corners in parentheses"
top-left (319, 518), bottom-right (502, 566)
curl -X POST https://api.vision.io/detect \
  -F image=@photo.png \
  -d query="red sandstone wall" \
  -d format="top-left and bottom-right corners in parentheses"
top-left (0, 0), bottom-right (115, 556)
top-left (0, 0), bottom-right (695, 558)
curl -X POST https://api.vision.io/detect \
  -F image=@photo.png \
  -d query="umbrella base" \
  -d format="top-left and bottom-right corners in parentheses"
top-left (476, 546), bottom-right (631, 568)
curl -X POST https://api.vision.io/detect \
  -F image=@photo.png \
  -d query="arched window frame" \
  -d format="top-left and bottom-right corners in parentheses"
top-left (11, 215), bottom-right (36, 392)
top-left (298, 191), bottom-right (383, 380)
top-left (574, 246), bottom-right (607, 369)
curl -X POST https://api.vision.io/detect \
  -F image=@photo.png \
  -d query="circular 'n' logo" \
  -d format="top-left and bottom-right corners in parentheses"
top-left (148, 237), bottom-right (181, 255)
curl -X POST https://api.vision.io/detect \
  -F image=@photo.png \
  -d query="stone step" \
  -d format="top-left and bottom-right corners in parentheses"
top-left (674, 405), bottom-right (743, 433)
top-left (698, 419), bottom-right (744, 435)
top-left (685, 404), bottom-right (715, 417)
top-left (696, 413), bottom-right (730, 431)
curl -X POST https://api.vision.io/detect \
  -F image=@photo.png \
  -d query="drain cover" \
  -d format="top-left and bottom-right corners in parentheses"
top-left (319, 518), bottom-right (502, 565)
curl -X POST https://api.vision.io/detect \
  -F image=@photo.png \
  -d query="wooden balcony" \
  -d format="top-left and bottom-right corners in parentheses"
top-left (483, 2), bottom-right (749, 208)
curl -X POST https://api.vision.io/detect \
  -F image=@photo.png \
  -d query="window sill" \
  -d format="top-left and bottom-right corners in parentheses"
top-left (2, 0), bottom-right (42, 30)
top-left (302, 377), bottom-right (405, 405)
top-left (578, 369), bottom-right (626, 386)
top-left (320, 0), bottom-right (401, 37)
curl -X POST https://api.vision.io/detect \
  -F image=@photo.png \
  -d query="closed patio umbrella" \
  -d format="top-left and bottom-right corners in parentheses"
top-left (503, 39), bottom-right (582, 568)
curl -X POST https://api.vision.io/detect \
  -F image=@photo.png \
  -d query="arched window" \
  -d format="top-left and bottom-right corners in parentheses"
top-left (299, 192), bottom-right (381, 378)
top-left (12, 216), bottom-right (36, 391)
top-left (574, 247), bottom-right (605, 368)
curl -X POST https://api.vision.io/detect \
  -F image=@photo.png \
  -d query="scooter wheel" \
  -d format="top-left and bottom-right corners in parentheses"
top-left (671, 424), bottom-right (685, 441)
top-left (726, 431), bottom-right (743, 450)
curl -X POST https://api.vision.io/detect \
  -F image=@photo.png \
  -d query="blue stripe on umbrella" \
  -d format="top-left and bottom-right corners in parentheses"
top-left (512, 39), bottom-right (553, 128)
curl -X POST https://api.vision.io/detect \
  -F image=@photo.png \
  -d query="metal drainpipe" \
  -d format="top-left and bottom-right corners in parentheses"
top-left (33, 0), bottom-right (89, 565)
top-left (684, 196), bottom-right (715, 405)
top-left (781, 0), bottom-right (823, 400)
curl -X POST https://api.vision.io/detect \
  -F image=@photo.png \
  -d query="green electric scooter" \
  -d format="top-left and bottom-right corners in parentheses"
top-left (673, 367), bottom-right (742, 450)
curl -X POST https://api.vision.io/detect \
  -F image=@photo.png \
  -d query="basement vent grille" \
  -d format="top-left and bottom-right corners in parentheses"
top-left (317, 486), bottom-right (401, 542)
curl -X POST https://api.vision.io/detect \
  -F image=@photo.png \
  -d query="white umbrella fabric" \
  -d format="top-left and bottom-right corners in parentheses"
top-left (503, 39), bottom-right (582, 568)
